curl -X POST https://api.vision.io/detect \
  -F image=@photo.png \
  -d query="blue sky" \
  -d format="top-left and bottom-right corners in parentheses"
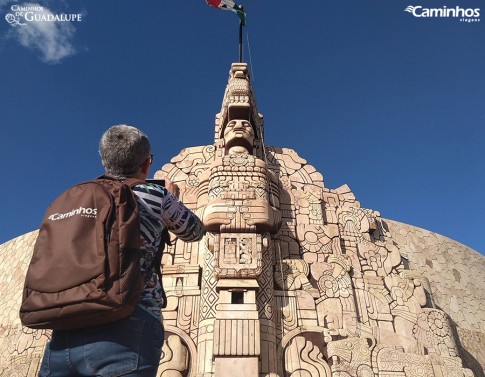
top-left (0, 0), bottom-right (484, 254)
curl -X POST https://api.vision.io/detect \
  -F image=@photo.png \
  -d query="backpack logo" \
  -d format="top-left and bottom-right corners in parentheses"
top-left (48, 206), bottom-right (97, 221)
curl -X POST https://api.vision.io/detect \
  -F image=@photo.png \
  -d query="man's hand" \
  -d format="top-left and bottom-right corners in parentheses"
top-left (164, 177), bottom-right (180, 198)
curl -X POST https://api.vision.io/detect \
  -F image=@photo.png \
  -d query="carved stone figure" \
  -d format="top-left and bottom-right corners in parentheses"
top-left (153, 62), bottom-right (476, 377)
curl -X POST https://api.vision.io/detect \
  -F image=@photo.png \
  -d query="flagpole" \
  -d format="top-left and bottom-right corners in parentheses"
top-left (239, 18), bottom-right (243, 62)
top-left (238, 5), bottom-right (244, 62)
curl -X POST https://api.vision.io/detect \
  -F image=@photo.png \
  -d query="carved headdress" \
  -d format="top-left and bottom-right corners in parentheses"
top-left (214, 63), bottom-right (265, 158)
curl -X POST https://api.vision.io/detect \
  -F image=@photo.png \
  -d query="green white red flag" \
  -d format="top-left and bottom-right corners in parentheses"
top-left (206, 0), bottom-right (246, 26)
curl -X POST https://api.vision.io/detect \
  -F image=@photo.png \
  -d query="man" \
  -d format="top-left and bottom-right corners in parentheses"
top-left (38, 125), bottom-right (205, 377)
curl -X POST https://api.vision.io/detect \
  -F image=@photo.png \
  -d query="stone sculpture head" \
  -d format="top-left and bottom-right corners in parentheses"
top-left (223, 118), bottom-right (255, 154)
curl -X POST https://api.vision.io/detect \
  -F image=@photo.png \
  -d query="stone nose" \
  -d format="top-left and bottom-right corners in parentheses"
top-left (233, 120), bottom-right (245, 130)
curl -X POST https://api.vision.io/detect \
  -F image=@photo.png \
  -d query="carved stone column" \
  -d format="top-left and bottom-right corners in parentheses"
top-left (197, 63), bottom-right (281, 377)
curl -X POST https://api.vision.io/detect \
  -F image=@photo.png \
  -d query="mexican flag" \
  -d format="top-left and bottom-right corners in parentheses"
top-left (206, 0), bottom-right (246, 26)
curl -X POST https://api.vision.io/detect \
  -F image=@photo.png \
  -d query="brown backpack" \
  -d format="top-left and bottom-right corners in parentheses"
top-left (19, 176), bottom-right (147, 330)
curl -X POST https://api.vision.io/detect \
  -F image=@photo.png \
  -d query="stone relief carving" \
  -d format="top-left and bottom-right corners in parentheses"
top-left (284, 335), bottom-right (331, 377)
top-left (0, 63), bottom-right (484, 376)
top-left (159, 335), bottom-right (189, 377)
top-left (413, 309), bottom-right (459, 358)
top-left (327, 336), bottom-right (374, 376)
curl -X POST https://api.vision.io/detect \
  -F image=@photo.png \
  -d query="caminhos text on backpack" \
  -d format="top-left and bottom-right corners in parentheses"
top-left (47, 206), bottom-right (97, 220)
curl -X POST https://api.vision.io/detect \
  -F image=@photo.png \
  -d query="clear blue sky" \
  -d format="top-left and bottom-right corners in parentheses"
top-left (1, 0), bottom-right (484, 254)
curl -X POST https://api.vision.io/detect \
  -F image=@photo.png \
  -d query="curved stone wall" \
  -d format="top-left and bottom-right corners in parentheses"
top-left (0, 231), bottom-right (51, 376)
top-left (0, 220), bottom-right (484, 376)
top-left (384, 219), bottom-right (485, 374)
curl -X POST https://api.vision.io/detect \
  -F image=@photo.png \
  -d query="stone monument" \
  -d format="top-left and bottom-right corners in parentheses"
top-left (0, 62), bottom-right (484, 376)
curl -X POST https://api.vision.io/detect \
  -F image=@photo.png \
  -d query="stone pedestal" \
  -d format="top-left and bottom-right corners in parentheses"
top-left (213, 279), bottom-right (260, 376)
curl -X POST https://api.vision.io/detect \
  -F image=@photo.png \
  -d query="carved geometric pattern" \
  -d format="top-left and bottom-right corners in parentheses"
top-left (199, 246), bottom-right (218, 321)
top-left (213, 319), bottom-right (260, 356)
top-left (257, 244), bottom-right (275, 320)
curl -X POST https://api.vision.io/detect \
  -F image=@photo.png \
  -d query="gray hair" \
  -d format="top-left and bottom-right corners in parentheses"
top-left (99, 125), bottom-right (151, 178)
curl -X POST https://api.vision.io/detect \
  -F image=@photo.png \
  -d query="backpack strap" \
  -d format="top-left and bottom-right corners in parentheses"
top-left (110, 175), bottom-right (172, 308)
top-left (96, 175), bottom-right (171, 308)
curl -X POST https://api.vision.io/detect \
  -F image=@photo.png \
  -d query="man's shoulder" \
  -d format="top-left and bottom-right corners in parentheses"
top-left (133, 183), bottom-right (168, 199)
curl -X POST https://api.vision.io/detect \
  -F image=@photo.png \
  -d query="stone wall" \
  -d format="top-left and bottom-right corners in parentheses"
top-left (384, 219), bottom-right (485, 374)
top-left (0, 231), bottom-right (50, 377)
top-left (1, 219), bottom-right (483, 376)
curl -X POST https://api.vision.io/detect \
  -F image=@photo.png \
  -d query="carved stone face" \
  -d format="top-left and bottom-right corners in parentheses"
top-left (223, 119), bottom-right (255, 152)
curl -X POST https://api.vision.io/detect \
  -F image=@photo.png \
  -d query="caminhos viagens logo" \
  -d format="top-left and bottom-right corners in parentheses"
top-left (405, 5), bottom-right (480, 22)
top-left (48, 207), bottom-right (97, 221)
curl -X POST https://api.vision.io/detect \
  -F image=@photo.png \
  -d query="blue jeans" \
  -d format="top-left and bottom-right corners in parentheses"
top-left (38, 306), bottom-right (163, 377)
